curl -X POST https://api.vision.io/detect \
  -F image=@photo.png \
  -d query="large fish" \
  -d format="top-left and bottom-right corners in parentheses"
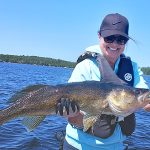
top-left (0, 54), bottom-right (150, 132)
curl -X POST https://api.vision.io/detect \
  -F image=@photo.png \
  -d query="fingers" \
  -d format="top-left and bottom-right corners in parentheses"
top-left (70, 101), bottom-right (80, 113)
top-left (64, 98), bottom-right (70, 115)
top-left (56, 98), bottom-right (80, 116)
top-left (56, 102), bottom-right (63, 115)
top-left (143, 103), bottom-right (150, 111)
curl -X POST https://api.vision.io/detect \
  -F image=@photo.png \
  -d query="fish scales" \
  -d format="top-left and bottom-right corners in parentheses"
top-left (0, 81), bottom-right (120, 125)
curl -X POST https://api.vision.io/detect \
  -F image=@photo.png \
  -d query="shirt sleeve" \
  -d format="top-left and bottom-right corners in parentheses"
top-left (132, 62), bottom-right (149, 89)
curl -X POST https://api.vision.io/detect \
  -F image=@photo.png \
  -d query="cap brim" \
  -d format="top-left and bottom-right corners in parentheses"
top-left (101, 30), bottom-right (130, 39)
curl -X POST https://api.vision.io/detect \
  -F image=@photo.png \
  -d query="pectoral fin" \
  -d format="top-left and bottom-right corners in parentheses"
top-left (83, 116), bottom-right (98, 132)
top-left (22, 115), bottom-right (46, 132)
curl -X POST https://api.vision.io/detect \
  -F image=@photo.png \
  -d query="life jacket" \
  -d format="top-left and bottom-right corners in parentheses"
top-left (76, 51), bottom-right (135, 138)
top-left (117, 54), bottom-right (134, 86)
top-left (77, 52), bottom-right (134, 86)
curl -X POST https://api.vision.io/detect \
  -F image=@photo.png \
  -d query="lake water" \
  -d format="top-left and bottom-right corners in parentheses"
top-left (0, 62), bottom-right (150, 150)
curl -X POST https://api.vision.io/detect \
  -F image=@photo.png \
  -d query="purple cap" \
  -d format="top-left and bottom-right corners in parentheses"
top-left (100, 13), bottom-right (129, 39)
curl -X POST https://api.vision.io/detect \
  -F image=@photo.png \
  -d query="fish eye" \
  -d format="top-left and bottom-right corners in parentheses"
top-left (135, 88), bottom-right (149, 96)
top-left (134, 89), bottom-right (141, 95)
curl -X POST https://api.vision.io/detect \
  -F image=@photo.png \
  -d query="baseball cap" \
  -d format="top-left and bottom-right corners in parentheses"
top-left (99, 13), bottom-right (129, 39)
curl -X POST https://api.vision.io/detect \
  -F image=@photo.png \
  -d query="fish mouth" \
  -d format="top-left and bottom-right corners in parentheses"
top-left (138, 91), bottom-right (150, 106)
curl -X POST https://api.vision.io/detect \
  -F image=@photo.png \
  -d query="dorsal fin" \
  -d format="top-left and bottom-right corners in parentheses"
top-left (8, 85), bottom-right (48, 103)
top-left (96, 54), bottom-right (127, 85)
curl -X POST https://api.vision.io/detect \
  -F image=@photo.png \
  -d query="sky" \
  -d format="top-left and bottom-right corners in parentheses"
top-left (0, 0), bottom-right (150, 67)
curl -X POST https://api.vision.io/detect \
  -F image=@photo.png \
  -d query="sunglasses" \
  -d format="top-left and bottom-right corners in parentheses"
top-left (104, 35), bottom-right (128, 45)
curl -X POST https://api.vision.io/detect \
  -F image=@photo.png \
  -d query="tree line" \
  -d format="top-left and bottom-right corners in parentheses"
top-left (141, 67), bottom-right (150, 75)
top-left (0, 54), bottom-right (150, 75)
top-left (0, 54), bottom-right (76, 68)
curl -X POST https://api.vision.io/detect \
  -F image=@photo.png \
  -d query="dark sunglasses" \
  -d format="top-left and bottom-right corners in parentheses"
top-left (104, 35), bottom-right (129, 45)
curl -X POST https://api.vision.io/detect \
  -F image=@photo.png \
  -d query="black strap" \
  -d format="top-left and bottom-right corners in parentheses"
top-left (77, 51), bottom-right (98, 64)
top-left (119, 113), bottom-right (136, 136)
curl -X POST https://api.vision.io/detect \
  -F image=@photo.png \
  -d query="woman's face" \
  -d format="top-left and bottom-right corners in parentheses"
top-left (99, 34), bottom-right (128, 65)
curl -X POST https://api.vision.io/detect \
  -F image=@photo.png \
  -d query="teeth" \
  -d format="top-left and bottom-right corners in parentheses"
top-left (109, 47), bottom-right (117, 51)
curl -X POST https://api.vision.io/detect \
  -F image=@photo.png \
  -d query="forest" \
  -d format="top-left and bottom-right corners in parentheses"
top-left (0, 54), bottom-right (76, 68)
top-left (0, 54), bottom-right (150, 75)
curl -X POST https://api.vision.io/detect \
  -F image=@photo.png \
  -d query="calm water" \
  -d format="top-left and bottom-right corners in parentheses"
top-left (0, 62), bottom-right (150, 150)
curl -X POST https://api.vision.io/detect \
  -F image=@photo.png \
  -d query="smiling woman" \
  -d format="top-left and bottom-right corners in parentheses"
top-left (98, 13), bottom-right (130, 69)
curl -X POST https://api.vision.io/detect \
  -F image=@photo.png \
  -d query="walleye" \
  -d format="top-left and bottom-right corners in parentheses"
top-left (0, 54), bottom-right (150, 132)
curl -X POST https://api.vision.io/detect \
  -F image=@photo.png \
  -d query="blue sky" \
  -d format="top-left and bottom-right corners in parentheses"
top-left (0, 0), bottom-right (150, 67)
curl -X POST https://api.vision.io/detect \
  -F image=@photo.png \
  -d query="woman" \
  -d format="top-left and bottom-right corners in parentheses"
top-left (62, 13), bottom-right (149, 150)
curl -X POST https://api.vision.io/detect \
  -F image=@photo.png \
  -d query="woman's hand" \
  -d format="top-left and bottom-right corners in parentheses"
top-left (68, 111), bottom-right (84, 128)
top-left (143, 103), bottom-right (150, 111)
top-left (56, 97), bottom-right (84, 127)
top-left (56, 98), bottom-right (79, 116)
